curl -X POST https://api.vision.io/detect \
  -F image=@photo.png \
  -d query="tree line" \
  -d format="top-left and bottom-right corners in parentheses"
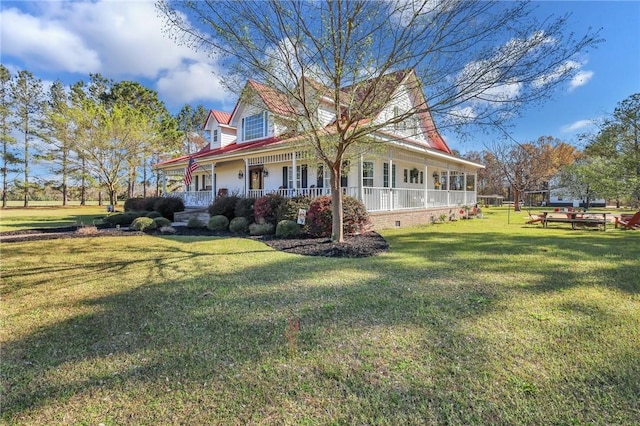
top-left (465, 93), bottom-right (640, 210)
top-left (0, 65), bottom-right (209, 207)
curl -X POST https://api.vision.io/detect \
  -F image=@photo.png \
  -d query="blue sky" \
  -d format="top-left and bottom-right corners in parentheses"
top-left (1, 0), bottom-right (639, 163)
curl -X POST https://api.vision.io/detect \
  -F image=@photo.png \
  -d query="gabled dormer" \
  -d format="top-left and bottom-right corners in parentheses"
top-left (373, 69), bottom-right (452, 154)
top-left (230, 80), bottom-right (297, 144)
top-left (203, 109), bottom-right (236, 149)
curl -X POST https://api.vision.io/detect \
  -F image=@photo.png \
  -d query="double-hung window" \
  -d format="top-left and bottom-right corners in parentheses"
top-left (383, 163), bottom-right (396, 188)
top-left (282, 165), bottom-right (308, 189)
top-left (317, 165), bottom-right (330, 188)
top-left (362, 161), bottom-right (374, 187)
top-left (242, 112), bottom-right (268, 141)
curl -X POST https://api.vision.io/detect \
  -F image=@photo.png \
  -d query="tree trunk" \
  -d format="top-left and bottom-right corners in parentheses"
top-left (143, 161), bottom-right (147, 198)
top-left (80, 157), bottom-right (86, 206)
top-left (62, 151), bottom-right (68, 206)
top-left (330, 165), bottom-right (344, 243)
top-left (2, 141), bottom-right (7, 208)
top-left (23, 133), bottom-right (29, 208)
top-left (513, 187), bottom-right (521, 211)
top-left (108, 187), bottom-right (117, 206)
top-left (2, 165), bottom-right (6, 208)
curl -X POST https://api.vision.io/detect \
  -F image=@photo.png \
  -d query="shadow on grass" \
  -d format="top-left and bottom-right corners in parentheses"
top-left (2, 229), bottom-right (639, 424)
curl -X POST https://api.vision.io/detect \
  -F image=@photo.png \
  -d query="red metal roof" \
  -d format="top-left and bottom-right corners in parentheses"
top-left (154, 135), bottom-right (291, 167)
top-left (248, 80), bottom-right (296, 116)
top-left (158, 70), bottom-right (453, 167)
top-left (211, 110), bottom-right (232, 125)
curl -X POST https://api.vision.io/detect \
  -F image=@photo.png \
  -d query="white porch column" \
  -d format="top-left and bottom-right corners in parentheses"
top-left (244, 159), bottom-right (249, 196)
top-left (424, 165), bottom-right (428, 208)
top-left (473, 172), bottom-right (478, 204)
top-left (447, 169), bottom-right (451, 206)
top-left (211, 163), bottom-right (216, 199)
top-left (292, 152), bottom-right (297, 192)
top-left (358, 154), bottom-right (364, 201)
top-left (161, 171), bottom-right (167, 196)
top-left (463, 172), bottom-right (468, 205)
top-left (389, 157), bottom-right (394, 211)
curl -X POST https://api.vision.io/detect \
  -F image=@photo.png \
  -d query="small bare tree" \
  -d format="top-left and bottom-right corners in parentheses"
top-left (489, 136), bottom-right (577, 211)
top-left (158, 0), bottom-right (599, 241)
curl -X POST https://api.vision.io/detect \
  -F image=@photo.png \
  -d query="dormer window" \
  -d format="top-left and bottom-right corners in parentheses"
top-left (242, 112), bottom-right (268, 141)
top-left (393, 106), bottom-right (406, 132)
top-left (213, 129), bottom-right (218, 143)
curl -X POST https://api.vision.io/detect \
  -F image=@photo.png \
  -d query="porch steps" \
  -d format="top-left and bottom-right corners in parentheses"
top-left (173, 208), bottom-right (210, 224)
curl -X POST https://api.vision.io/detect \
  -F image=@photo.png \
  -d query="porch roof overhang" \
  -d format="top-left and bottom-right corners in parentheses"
top-left (372, 133), bottom-right (485, 171)
top-left (154, 127), bottom-right (483, 173)
top-left (153, 134), bottom-right (303, 171)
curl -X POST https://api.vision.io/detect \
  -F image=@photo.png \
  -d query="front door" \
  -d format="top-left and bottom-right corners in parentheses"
top-left (249, 167), bottom-right (263, 190)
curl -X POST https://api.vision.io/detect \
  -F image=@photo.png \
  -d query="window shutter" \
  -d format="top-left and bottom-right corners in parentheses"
top-left (282, 167), bottom-right (288, 188)
top-left (317, 165), bottom-right (324, 188)
top-left (301, 165), bottom-right (308, 188)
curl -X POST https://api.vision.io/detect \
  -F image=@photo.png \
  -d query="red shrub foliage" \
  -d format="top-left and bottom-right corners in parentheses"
top-left (306, 195), bottom-right (371, 237)
top-left (254, 193), bottom-right (286, 225)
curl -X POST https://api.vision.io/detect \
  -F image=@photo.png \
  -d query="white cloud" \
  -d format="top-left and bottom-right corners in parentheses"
top-left (0, 7), bottom-right (101, 73)
top-left (448, 106), bottom-right (477, 124)
top-left (156, 62), bottom-right (227, 106)
top-left (1, 1), bottom-right (234, 107)
top-left (561, 119), bottom-right (594, 133)
top-left (532, 60), bottom-right (581, 88)
top-left (569, 70), bottom-right (594, 90)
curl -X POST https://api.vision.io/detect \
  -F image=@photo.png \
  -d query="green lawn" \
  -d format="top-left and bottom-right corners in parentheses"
top-left (0, 206), bottom-right (109, 232)
top-left (1, 207), bottom-right (639, 425)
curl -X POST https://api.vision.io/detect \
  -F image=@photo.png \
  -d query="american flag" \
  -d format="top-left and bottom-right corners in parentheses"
top-left (183, 157), bottom-right (199, 186)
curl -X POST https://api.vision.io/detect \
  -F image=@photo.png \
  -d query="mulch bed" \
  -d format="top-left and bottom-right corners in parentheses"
top-left (0, 226), bottom-right (388, 258)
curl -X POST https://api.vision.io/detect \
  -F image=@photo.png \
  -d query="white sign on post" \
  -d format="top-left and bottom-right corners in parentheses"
top-left (297, 208), bottom-right (307, 225)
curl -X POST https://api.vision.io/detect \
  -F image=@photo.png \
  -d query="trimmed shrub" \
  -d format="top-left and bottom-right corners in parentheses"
top-left (306, 195), bottom-right (371, 237)
top-left (207, 215), bottom-right (229, 231)
top-left (249, 222), bottom-right (275, 236)
top-left (187, 217), bottom-right (206, 228)
top-left (153, 217), bottom-right (172, 228)
top-left (306, 196), bottom-right (333, 237)
top-left (208, 195), bottom-right (241, 220)
top-left (146, 211), bottom-right (163, 219)
top-left (153, 197), bottom-right (185, 221)
top-left (342, 195), bottom-right (371, 235)
top-left (276, 220), bottom-right (301, 238)
top-left (124, 197), bottom-right (161, 212)
top-left (103, 211), bottom-right (144, 226)
top-left (229, 217), bottom-right (249, 233)
top-left (131, 216), bottom-right (157, 232)
top-left (234, 197), bottom-right (256, 223)
top-left (280, 196), bottom-right (312, 222)
top-left (254, 193), bottom-right (286, 225)
top-left (159, 226), bottom-right (176, 235)
top-left (76, 225), bottom-right (99, 236)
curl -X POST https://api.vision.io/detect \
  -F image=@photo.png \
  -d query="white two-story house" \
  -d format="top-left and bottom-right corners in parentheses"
top-left (154, 69), bottom-right (484, 228)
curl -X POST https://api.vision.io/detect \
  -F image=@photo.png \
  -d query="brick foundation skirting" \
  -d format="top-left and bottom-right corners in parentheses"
top-left (369, 207), bottom-right (464, 230)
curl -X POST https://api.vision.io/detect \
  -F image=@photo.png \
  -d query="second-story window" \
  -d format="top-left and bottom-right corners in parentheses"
top-left (242, 112), bottom-right (268, 141)
top-left (213, 129), bottom-right (218, 143)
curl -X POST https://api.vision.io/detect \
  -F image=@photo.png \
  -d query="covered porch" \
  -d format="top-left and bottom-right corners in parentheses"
top-left (165, 186), bottom-right (477, 212)
top-left (158, 148), bottom-right (480, 212)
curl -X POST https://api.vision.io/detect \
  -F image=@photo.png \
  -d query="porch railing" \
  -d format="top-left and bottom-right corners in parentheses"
top-left (168, 187), bottom-right (476, 212)
top-left (165, 191), bottom-right (213, 208)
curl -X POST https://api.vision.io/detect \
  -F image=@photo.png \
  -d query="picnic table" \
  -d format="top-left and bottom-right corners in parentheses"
top-left (539, 211), bottom-right (609, 231)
